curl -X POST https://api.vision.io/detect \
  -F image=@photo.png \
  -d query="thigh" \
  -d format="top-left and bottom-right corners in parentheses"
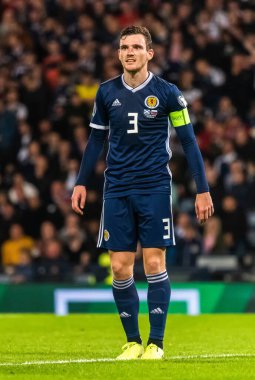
top-left (135, 193), bottom-right (175, 248)
top-left (97, 197), bottom-right (138, 252)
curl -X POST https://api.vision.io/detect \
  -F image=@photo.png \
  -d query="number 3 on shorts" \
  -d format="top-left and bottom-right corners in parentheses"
top-left (162, 218), bottom-right (170, 239)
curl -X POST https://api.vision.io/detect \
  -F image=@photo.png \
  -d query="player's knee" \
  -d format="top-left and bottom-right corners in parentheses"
top-left (111, 262), bottom-right (131, 280)
top-left (144, 258), bottom-right (163, 275)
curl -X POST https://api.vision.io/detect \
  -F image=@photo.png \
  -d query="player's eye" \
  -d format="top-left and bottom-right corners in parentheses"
top-left (120, 46), bottom-right (128, 50)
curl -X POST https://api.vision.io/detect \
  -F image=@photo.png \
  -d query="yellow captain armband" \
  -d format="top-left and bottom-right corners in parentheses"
top-left (169, 108), bottom-right (190, 127)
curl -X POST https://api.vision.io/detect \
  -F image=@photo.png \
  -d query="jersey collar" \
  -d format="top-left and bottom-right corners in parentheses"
top-left (121, 71), bottom-right (153, 93)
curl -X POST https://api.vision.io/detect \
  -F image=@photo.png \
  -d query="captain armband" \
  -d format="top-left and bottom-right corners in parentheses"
top-left (169, 108), bottom-right (191, 127)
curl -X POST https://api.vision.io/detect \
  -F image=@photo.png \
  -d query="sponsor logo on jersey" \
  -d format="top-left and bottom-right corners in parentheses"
top-left (177, 95), bottom-right (187, 108)
top-left (144, 95), bottom-right (159, 109)
top-left (144, 109), bottom-right (158, 118)
top-left (112, 98), bottom-right (122, 106)
top-left (104, 229), bottom-right (110, 241)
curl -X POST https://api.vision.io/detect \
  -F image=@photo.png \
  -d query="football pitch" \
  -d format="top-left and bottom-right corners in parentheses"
top-left (0, 314), bottom-right (254, 380)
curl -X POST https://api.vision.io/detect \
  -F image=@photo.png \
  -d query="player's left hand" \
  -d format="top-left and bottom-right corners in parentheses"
top-left (195, 192), bottom-right (214, 225)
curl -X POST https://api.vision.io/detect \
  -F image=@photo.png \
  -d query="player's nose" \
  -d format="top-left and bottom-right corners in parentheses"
top-left (127, 47), bottom-right (135, 54)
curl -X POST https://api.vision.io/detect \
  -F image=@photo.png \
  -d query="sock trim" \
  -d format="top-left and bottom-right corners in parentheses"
top-left (146, 271), bottom-right (168, 284)
top-left (112, 277), bottom-right (134, 289)
top-left (146, 270), bottom-right (167, 277)
top-left (147, 275), bottom-right (168, 284)
top-left (113, 277), bottom-right (133, 284)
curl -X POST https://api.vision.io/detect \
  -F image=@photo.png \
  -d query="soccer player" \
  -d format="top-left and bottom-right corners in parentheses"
top-left (72, 25), bottom-right (214, 360)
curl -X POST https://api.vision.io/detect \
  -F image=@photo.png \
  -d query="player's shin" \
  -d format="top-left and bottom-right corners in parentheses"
top-left (112, 277), bottom-right (141, 344)
top-left (146, 271), bottom-right (171, 348)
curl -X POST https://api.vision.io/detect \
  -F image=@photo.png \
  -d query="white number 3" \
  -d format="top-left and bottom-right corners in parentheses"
top-left (127, 113), bottom-right (138, 134)
top-left (162, 218), bottom-right (171, 239)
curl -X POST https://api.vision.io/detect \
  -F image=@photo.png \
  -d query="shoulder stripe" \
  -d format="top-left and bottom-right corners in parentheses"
top-left (90, 122), bottom-right (109, 130)
top-left (101, 75), bottom-right (121, 86)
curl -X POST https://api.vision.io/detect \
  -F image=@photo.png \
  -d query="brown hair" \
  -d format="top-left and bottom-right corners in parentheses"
top-left (119, 25), bottom-right (152, 50)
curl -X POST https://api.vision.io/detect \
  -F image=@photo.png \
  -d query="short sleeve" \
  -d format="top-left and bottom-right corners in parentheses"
top-left (90, 86), bottom-right (109, 130)
top-left (167, 84), bottom-right (191, 128)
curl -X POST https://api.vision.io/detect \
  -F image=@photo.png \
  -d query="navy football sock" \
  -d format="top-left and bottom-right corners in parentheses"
top-left (112, 277), bottom-right (141, 343)
top-left (146, 270), bottom-right (171, 346)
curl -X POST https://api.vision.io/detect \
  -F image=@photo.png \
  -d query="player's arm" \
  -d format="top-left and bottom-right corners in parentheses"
top-left (72, 128), bottom-right (107, 215)
top-left (72, 86), bottom-right (109, 215)
top-left (174, 122), bottom-right (214, 223)
top-left (168, 86), bottom-right (214, 223)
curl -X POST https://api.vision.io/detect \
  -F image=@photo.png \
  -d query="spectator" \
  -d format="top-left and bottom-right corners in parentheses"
top-left (64, 93), bottom-right (89, 129)
top-left (0, 98), bottom-right (18, 166)
top-left (17, 121), bottom-right (33, 164)
top-left (205, 162), bottom-right (224, 214)
top-left (20, 195), bottom-right (48, 239)
top-left (43, 39), bottom-right (64, 90)
top-left (176, 224), bottom-right (203, 267)
top-left (37, 221), bottom-right (58, 257)
top-left (9, 248), bottom-right (34, 284)
top-left (215, 96), bottom-right (236, 123)
top-left (74, 251), bottom-right (93, 276)
top-left (1, 223), bottom-right (34, 267)
top-left (219, 195), bottom-right (247, 256)
top-left (75, 71), bottom-right (99, 105)
top-left (58, 140), bottom-right (72, 175)
top-left (225, 160), bottom-right (252, 210)
top-left (65, 158), bottom-right (79, 194)
top-left (5, 88), bottom-right (28, 121)
top-left (179, 69), bottom-right (202, 105)
top-left (35, 238), bottom-right (69, 282)
top-left (234, 128), bottom-right (255, 163)
top-left (49, 180), bottom-right (71, 217)
top-left (203, 216), bottom-right (223, 255)
top-left (0, 201), bottom-right (20, 245)
top-left (59, 213), bottom-right (86, 245)
top-left (20, 68), bottom-right (50, 132)
top-left (8, 172), bottom-right (39, 207)
top-left (31, 154), bottom-right (52, 202)
top-left (225, 53), bottom-right (254, 118)
top-left (214, 140), bottom-right (237, 180)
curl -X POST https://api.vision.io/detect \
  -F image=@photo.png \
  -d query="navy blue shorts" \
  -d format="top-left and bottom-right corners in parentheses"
top-left (97, 193), bottom-right (175, 251)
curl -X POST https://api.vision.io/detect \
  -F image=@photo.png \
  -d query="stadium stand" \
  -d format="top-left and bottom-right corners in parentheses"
top-left (0, 0), bottom-right (255, 283)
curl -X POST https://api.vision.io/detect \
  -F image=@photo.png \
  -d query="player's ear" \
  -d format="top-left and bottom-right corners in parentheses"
top-left (118, 49), bottom-right (121, 61)
top-left (147, 49), bottom-right (154, 61)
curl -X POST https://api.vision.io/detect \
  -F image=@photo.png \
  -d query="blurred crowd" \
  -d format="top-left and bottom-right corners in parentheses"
top-left (0, 0), bottom-right (255, 284)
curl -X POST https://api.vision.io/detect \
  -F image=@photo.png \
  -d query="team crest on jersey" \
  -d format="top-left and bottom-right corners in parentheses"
top-left (104, 229), bottom-right (110, 241)
top-left (144, 109), bottom-right (158, 118)
top-left (144, 95), bottom-right (159, 109)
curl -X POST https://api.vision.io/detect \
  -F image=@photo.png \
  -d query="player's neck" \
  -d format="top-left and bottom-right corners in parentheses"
top-left (123, 69), bottom-right (150, 89)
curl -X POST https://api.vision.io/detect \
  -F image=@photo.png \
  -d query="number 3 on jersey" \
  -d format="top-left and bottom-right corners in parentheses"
top-left (127, 113), bottom-right (138, 134)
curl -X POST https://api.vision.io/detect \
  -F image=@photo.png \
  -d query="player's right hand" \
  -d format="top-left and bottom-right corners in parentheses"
top-left (71, 185), bottom-right (86, 215)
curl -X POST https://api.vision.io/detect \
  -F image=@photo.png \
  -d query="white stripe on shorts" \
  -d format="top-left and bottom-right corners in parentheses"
top-left (170, 194), bottom-right (176, 245)
top-left (97, 200), bottom-right (105, 247)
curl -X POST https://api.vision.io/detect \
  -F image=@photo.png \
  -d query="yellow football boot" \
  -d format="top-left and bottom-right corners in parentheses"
top-left (141, 343), bottom-right (164, 360)
top-left (116, 342), bottom-right (144, 360)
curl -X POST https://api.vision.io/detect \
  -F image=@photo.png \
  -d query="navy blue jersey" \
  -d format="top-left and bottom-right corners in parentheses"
top-left (90, 72), bottom-right (191, 198)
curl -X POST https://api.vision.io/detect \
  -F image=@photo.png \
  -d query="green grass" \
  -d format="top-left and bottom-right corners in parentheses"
top-left (0, 314), bottom-right (254, 379)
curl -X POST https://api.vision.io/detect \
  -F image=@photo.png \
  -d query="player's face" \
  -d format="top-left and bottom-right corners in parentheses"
top-left (118, 34), bottom-right (154, 73)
